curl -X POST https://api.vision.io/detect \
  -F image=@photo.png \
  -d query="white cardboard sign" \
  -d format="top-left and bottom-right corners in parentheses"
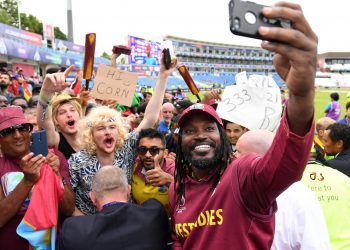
top-left (216, 72), bottom-right (282, 131)
top-left (91, 65), bottom-right (138, 107)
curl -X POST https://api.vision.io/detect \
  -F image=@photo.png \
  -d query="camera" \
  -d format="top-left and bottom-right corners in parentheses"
top-left (229, 0), bottom-right (291, 40)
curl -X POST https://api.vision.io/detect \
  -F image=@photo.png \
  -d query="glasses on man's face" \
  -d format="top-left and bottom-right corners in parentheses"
top-left (137, 146), bottom-right (165, 156)
top-left (15, 105), bottom-right (28, 111)
top-left (0, 123), bottom-right (33, 137)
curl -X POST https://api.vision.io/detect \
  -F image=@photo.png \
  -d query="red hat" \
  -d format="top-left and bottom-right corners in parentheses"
top-left (0, 106), bottom-right (30, 131)
top-left (178, 103), bottom-right (223, 128)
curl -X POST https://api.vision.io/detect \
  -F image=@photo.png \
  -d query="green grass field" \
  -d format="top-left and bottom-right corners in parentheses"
top-left (314, 88), bottom-right (348, 122)
top-left (187, 88), bottom-right (350, 122)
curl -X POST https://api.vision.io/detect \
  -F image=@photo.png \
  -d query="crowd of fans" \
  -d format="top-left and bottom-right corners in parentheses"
top-left (0, 2), bottom-right (350, 250)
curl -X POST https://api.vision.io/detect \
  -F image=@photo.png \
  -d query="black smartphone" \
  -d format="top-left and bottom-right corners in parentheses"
top-left (229, 0), bottom-right (291, 40)
top-left (30, 130), bottom-right (48, 157)
top-left (163, 48), bottom-right (171, 70)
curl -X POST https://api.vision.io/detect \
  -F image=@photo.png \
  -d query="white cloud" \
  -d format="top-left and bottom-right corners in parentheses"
top-left (20, 0), bottom-right (350, 55)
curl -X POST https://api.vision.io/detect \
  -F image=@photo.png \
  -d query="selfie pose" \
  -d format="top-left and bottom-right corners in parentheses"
top-left (169, 2), bottom-right (318, 249)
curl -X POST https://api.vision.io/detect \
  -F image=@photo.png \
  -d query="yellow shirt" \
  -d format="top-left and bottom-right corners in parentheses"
top-left (131, 159), bottom-right (174, 213)
top-left (302, 162), bottom-right (350, 250)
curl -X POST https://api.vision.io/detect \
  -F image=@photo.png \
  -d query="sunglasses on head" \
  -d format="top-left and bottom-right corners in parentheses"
top-left (0, 123), bottom-right (33, 137)
top-left (137, 146), bottom-right (165, 156)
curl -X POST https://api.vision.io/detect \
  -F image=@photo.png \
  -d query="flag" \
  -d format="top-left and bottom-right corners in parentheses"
top-left (70, 70), bottom-right (83, 96)
top-left (70, 77), bottom-right (81, 96)
top-left (16, 163), bottom-right (64, 250)
top-left (23, 82), bottom-right (33, 102)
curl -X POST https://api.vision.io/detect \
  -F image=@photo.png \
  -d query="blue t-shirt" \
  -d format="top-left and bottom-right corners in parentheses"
top-left (157, 120), bottom-right (170, 134)
top-left (338, 116), bottom-right (349, 125)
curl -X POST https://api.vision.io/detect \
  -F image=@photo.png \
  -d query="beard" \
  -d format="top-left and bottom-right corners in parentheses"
top-left (0, 82), bottom-right (7, 91)
top-left (183, 144), bottom-right (223, 171)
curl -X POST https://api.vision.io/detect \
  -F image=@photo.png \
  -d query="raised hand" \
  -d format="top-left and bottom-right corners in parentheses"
top-left (258, 2), bottom-right (317, 135)
top-left (159, 53), bottom-right (178, 77)
top-left (202, 89), bottom-right (222, 105)
top-left (42, 65), bottom-right (75, 94)
top-left (46, 152), bottom-right (60, 176)
top-left (146, 154), bottom-right (174, 186)
top-left (20, 152), bottom-right (45, 185)
top-left (259, 2), bottom-right (317, 96)
top-left (78, 89), bottom-right (92, 108)
top-left (166, 152), bottom-right (176, 162)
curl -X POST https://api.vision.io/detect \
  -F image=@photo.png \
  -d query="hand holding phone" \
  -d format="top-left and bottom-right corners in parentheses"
top-left (229, 0), bottom-right (291, 40)
top-left (20, 152), bottom-right (45, 184)
top-left (30, 130), bottom-right (48, 157)
top-left (161, 40), bottom-right (176, 70)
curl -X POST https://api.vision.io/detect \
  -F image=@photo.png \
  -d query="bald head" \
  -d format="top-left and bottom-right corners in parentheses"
top-left (89, 166), bottom-right (130, 211)
top-left (162, 102), bottom-right (175, 111)
top-left (316, 117), bottom-right (335, 132)
top-left (235, 130), bottom-right (275, 158)
top-left (92, 166), bottom-right (128, 200)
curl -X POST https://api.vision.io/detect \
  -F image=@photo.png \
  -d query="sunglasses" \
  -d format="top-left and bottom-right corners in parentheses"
top-left (13, 104), bottom-right (28, 111)
top-left (0, 123), bottom-right (33, 137)
top-left (137, 146), bottom-right (165, 156)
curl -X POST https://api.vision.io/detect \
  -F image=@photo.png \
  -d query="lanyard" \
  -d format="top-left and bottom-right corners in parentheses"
top-left (102, 201), bottom-right (124, 208)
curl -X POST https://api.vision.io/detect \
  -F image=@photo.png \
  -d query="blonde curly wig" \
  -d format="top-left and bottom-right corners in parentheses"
top-left (78, 106), bottom-right (130, 155)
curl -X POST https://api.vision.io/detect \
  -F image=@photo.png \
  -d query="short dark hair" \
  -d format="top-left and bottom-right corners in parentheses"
top-left (222, 119), bottom-right (246, 130)
top-left (137, 102), bottom-right (148, 114)
top-left (330, 92), bottom-right (339, 101)
top-left (28, 95), bottom-right (39, 108)
top-left (11, 96), bottom-right (28, 105)
top-left (0, 72), bottom-right (11, 80)
top-left (346, 101), bottom-right (350, 110)
top-left (137, 128), bottom-right (166, 147)
top-left (143, 92), bottom-right (152, 98)
top-left (163, 99), bottom-right (170, 104)
top-left (326, 123), bottom-right (350, 150)
top-left (32, 85), bottom-right (42, 96)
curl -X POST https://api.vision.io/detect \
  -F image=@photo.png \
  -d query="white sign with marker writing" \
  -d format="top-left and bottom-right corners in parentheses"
top-left (216, 72), bottom-right (282, 131)
top-left (91, 64), bottom-right (138, 107)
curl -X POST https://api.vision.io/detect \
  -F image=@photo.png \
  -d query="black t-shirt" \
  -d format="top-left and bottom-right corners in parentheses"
top-left (58, 132), bottom-right (76, 160)
top-left (165, 133), bottom-right (177, 154)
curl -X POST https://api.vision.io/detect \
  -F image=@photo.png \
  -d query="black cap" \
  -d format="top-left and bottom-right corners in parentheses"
top-left (175, 100), bottom-right (194, 110)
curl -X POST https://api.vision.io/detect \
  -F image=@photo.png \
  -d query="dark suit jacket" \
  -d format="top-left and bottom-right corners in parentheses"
top-left (60, 199), bottom-right (170, 250)
top-left (325, 148), bottom-right (350, 177)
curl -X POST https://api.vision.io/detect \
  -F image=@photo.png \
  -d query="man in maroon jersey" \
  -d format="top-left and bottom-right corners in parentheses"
top-left (169, 2), bottom-right (318, 249)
